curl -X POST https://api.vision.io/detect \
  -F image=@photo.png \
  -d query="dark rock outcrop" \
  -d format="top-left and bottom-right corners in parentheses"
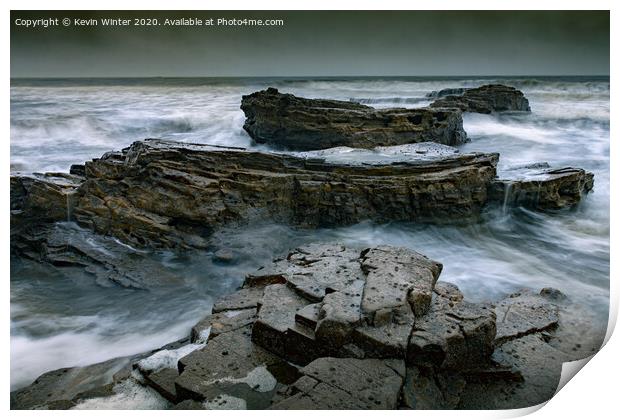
top-left (241, 88), bottom-right (468, 150)
top-left (12, 222), bottom-right (183, 289)
top-left (430, 84), bottom-right (531, 114)
top-left (489, 166), bottom-right (594, 211)
top-left (10, 172), bottom-right (82, 232)
top-left (11, 139), bottom-right (499, 249)
top-left (426, 87), bottom-right (468, 99)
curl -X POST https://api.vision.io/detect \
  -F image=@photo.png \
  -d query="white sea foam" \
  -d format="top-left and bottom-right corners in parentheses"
top-left (136, 343), bottom-right (205, 374)
top-left (203, 395), bottom-right (248, 410)
top-left (202, 365), bottom-right (277, 393)
top-left (71, 379), bottom-right (170, 410)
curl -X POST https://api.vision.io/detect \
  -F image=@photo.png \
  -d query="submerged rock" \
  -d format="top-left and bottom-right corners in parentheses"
top-left (430, 84), bottom-right (531, 114)
top-left (12, 222), bottom-right (183, 290)
top-left (241, 87), bottom-right (468, 150)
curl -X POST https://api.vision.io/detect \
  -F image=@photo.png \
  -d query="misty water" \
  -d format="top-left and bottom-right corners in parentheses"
top-left (10, 77), bottom-right (610, 391)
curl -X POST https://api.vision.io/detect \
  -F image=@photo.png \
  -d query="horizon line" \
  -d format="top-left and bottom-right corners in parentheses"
top-left (9, 74), bottom-right (611, 80)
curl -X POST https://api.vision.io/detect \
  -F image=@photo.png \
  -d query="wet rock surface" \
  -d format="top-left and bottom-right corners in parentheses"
top-left (11, 139), bottom-right (500, 249)
top-left (489, 166), bottom-right (594, 211)
top-left (11, 243), bottom-right (604, 410)
top-left (271, 357), bottom-right (405, 409)
top-left (10, 172), bottom-right (83, 231)
top-left (241, 87), bottom-right (468, 150)
top-left (429, 84), bottom-right (531, 114)
top-left (12, 222), bottom-right (183, 289)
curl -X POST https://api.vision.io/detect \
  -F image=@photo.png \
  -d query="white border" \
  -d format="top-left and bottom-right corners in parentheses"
top-left (3, 1), bottom-right (616, 419)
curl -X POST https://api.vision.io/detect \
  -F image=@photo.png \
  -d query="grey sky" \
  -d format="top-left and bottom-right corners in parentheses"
top-left (10, 10), bottom-right (610, 77)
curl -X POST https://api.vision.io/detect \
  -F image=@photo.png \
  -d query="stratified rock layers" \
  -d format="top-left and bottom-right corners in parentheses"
top-left (12, 139), bottom-right (499, 249)
top-left (430, 84), bottom-right (531, 114)
top-left (241, 87), bottom-right (468, 150)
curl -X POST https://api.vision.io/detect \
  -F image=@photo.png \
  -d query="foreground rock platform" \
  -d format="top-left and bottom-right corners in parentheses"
top-left (429, 84), bottom-right (531, 114)
top-left (241, 87), bottom-right (468, 150)
top-left (11, 243), bottom-right (603, 410)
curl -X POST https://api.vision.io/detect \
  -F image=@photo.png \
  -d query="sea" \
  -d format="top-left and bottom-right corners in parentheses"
top-left (10, 76), bottom-right (610, 392)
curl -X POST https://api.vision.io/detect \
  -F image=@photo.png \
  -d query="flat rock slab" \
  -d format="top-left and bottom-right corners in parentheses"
top-left (143, 368), bottom-right (179, 403)
top-left (408, 293), bottom-right (496, 370)
top-left (10, 356), bottom-right (132, 409)
top-left (191, 308), bottom-right (258, 343)
top-left (490, 167), bottom-right (594, 210)
top-left (11, 172), bottom-right (83, 227)
top-left (176, 326), bottom-right (299, 409)
top-left (270, 358), bottom-right (404, 409)
top-left (494, 289), bottom-right (559, 346)
top-left (251, 283), bottom-right (320, 365)
top-left (212, 287), bottom-right (265, 313)
top-left (360, 246), bottom-right (442, 317)
top-left (401, 366), bottom-right (465, 409)
top-left (241, 87), bottom-right (468, 150)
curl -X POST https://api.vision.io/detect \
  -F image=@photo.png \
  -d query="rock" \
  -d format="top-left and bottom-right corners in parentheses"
top-left (175, 326), bottom-right (300, 409)
top-left (270, 357), bottom-right (404, 409)
top-left (12, 222), bottom-right (183, 290)
top-left (13, 140), bottom-right (593, 252)
top-left (494, 289), bottom-right (560, 346)
top-left (10, 356), bottom-right (133, 409)
top-left (69, 164), bottom-right (86, 176)
top-left (314, 279), bottom-right (364, 348)
top-left (143, 368), bottom-right (179, 403)
top-left (191, 308), bottom-right (258, 343)
top-left (241, 87), bottom-right (468, 150)
top-left (251, 283), bottom-right (321, 365)
top-left (351, 304), bottom-right (415, 358)
top-left (360, 246), bottom-right (442, 317)
top-left (426, 87), bottom-right (468, 99)
top-left (212, 287), bottom-right (266, 313)
top-left (430, 84), bottom-right (531, 113)
top-left (172, 399), bottom-right (206, 410)
top-left (408, 292), bottom-right (496, 370)
top-left (212, 248), bottom-right (236, 264)
top-left (458, 333), bottom-right (566, 409)
top-left (490, 167), bottom-right (594, 211)
top-left (12, 240), bottom-right (598, 410)
top-left (26, 139), bottom-right (495, 249)
top-left (401, 366), bottom-right (465, 409)
top-left (10, 172), bottom-right (83, 230)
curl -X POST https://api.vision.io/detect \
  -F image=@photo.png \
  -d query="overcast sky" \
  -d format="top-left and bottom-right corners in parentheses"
top-left (10, 10), bottom-right (609, 77)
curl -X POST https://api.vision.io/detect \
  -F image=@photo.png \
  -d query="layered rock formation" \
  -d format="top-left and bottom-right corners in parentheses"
top-left (11, 140), bottom-right (499, 250)
top-left (241, 87), bottom-right (468, 150)
top-left (430, 84), bottom-right (531, 113)
top-left (11, 244), bottom-right (602, 410)
top-left (11, 139), bottom-right (595, 256)
top-left (489, 164), bottom-right (594, 210)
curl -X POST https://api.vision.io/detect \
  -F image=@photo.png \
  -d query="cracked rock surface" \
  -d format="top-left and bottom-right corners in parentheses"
top-left (10, 243), bottom-right (604, 410)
